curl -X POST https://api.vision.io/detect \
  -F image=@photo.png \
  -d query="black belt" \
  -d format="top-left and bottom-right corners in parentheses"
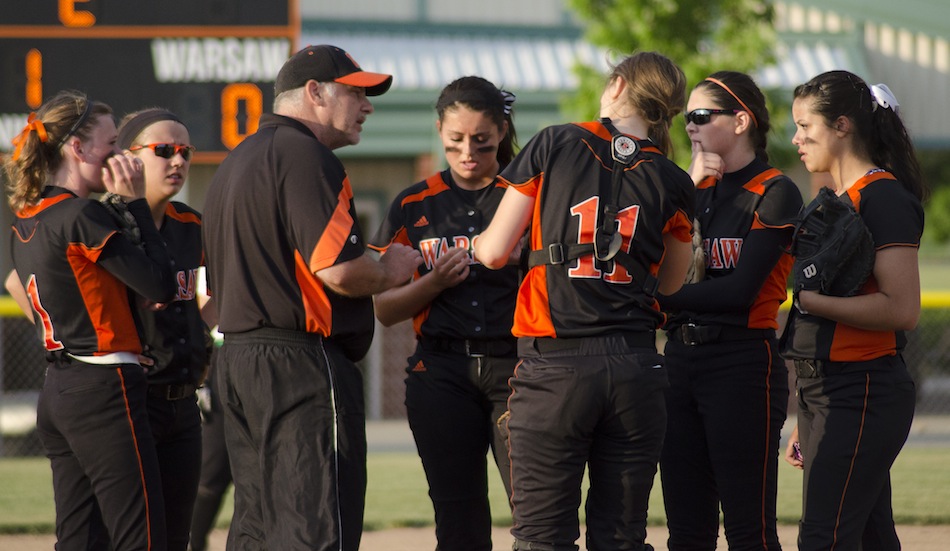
top-left (667, 323), bottom-right (774, 346)
top-left (793, 359), bottom-right (848, 379)
top-left (531, 332), bottom-right (656, 354)
top-left (421, 337), bottom-right (518, 358)
top-left (148, 382), bottom-right (198, 401)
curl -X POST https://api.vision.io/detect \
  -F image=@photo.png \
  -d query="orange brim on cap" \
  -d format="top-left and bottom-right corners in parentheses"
top-left (335, 71), bottom-right (393, 96)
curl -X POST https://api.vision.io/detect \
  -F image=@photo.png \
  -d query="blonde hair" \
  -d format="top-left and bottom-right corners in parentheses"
top-left (5, 90), bottom-right (112, 212)
top-left (608, 51), bottom-right (687, 155)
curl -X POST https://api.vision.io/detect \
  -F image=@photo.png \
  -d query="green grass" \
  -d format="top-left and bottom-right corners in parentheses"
top-left (2, 447), bottom-right (949, 534)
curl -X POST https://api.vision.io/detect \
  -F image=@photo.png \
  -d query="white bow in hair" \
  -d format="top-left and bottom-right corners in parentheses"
top-left (870, 83), bottom-right (899, 112)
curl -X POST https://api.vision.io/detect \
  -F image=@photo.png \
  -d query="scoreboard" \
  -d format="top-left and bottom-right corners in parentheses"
top-left (0, 0), bottom-right (298, 162)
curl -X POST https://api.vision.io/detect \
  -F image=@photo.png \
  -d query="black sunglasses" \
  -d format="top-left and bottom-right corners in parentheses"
top-left (130, 143), bottom-right (196, 161)
top-left (685, 108), bottom-right (740, 126)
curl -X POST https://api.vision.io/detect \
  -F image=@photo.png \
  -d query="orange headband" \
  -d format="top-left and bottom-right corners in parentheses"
top-left (705, 77), bottom-right (758, 129)
top-left (11, 113), bottom-right (49, 161)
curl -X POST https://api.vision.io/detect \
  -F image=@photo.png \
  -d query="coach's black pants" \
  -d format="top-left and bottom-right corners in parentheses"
top-left (37, 358), bottom-right (166, 551)
top-left (216, 328), bottom-right (366, 551)
top-left (509, 333), bottom-right (667, 551)
top-left (660, 336), bottom-right (788, 550)
top-left (405, 343), bottom-right (515, 551)
top-left (796, 355), bottom-right (915, 551)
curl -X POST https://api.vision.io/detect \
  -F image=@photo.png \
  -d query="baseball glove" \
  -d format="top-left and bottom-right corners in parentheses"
top-left (683, 217), bottom-right (705, 284)
top-left (100, 192), bottom-right (144, 251)
top-left (789, 187), bottom-right (875, 297)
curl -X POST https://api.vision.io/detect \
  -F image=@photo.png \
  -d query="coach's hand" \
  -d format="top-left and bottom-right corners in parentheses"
top-left (380, 242), bottom-right (423, 288)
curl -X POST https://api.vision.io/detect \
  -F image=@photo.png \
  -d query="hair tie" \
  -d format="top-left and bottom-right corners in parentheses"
top-left (870, 83), bottom-right (899, 112)
top-left (501, 90), bottom-right (516, 115)
top-left (11, 113), bottom-right (49, 161)
top-left (705, 77), bottom-right (758, 129)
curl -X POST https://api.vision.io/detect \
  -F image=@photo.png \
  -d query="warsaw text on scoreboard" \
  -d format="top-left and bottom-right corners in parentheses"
top-left (0, 0), bottom-right (299, 163)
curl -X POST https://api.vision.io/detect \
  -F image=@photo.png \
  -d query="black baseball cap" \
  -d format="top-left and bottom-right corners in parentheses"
top-left (274, 45), bottom-right (393, 97)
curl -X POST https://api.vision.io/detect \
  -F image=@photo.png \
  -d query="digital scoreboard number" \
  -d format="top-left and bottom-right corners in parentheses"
top-left (0, 0), bottom-right (298, 162)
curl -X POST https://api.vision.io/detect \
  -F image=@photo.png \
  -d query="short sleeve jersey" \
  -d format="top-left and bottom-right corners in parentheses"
top-left (499, 121), bottom-right (695, 337)
top-left (202, 114), bottom-right (373, 361)
top-left (10, 187), bottom-right (143, 355)
top-left (138, 202), bottom-right (209, 385)
top-left (679, 159), bottom-right (802, 329)
top-left (368, 170), bottom-right (518, 340)
top-left (781, 171), bottom-right (924, 361)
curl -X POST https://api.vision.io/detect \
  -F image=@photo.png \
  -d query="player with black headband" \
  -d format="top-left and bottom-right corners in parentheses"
top-left (112, 107), bottom-right (212, 551)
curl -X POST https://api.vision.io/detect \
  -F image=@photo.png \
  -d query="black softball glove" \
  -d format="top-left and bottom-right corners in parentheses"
top-left (789, 187), bottom-right (875, 297)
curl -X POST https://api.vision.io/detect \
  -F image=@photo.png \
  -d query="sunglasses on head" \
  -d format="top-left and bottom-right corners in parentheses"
top-left (129, 143), bottom-right (196, 161)
top-left (685, 108), bottom-right (740, 126)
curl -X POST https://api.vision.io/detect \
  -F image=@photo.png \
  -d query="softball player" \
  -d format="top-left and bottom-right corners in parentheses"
top-left (782, 71), bottom-right (924, 550)
top-left (475, 51), bottom-right (695, 551)
top-left (5, 91), bottom-right (175, 550)
top-left (369, 76), bottom-right (519, 551)
top-left (116, 108), bottom-right (209, 551)
top-left (658, 72), bottom-right (803, 550)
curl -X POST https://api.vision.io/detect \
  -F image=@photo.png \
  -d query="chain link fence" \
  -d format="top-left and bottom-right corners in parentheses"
top-left (4, 302), bottom-right (950, 456)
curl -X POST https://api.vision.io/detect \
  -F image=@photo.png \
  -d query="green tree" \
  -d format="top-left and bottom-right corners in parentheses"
top-left (565, 0), bottom-right (782, 166)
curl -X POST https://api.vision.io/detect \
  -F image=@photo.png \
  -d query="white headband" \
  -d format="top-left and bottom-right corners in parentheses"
top-left (870, 83), bottom-right (899, 112)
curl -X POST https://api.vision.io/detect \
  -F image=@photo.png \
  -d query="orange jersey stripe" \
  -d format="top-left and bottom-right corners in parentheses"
top-left (164, 204), bottom-right (201, 225)
top-left (512, 267), bottom-right (556, 337)
top-left (294, 250), bottom-right (331, 336)
top-left (743, 168), bottom-right (783, 195)
top-left (309, 177), bottom-right (356, 272)
top-left (116, 367), bottom-right (154, 550)
top-left (66, 240), bottom-right (141, 354)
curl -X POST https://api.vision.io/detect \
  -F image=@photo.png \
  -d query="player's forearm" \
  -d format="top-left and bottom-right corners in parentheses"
top-left (373, 275), bottom-right (440, 327)
top-left (4, 270), bottom-right (35, 324)
top-left (319, 254), bottom-right (408, 298)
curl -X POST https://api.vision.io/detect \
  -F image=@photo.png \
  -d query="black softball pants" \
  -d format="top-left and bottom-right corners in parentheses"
top-left (508, 333), bottom-right (667, 551)
top-left (405, 344), bottom-right (516, 551)
top-left (215, 328), bottom-right (366, 551)
top-left (146, 388), bottom-right (202, 551)
top-left (796, 355), bottom-right (915, 551)
top-left (660, 337), bottom-right (788, 551)
top-left (37, 358), bottom-right (166, 551)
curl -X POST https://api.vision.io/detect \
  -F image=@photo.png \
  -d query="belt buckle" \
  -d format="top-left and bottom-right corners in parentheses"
top-left (166, 384), bottom-right (191, 400)
top-left (464, 340), bottom-right (486, 359)
top-left (682, 323), bottom-right (700, 346)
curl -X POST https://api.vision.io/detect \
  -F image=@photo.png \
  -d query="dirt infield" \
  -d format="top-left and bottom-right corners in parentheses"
top-left (4, 524), bottom-right (950, 550)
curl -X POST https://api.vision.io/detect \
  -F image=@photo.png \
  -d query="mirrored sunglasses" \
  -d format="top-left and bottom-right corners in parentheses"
top-left (685, 108), bottom-right (740, 126)
top-left (130, 143), bottom-right (196, 161)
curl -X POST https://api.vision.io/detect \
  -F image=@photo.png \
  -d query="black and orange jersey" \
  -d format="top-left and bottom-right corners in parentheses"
top-left (137, 201), bottom-right (209, 385)
top-left (368, 170), bottom-right (518, 340)
top-left (202, 114), bottom-right (373, 361)
top-left (499, 120), bottom-right (695, 337)
top-left (781, 170), bottom-right (924, 362)
top-left (663, 159), bottom-right (803, 329)
top-left (10, 186), bottom-right (175, 356)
